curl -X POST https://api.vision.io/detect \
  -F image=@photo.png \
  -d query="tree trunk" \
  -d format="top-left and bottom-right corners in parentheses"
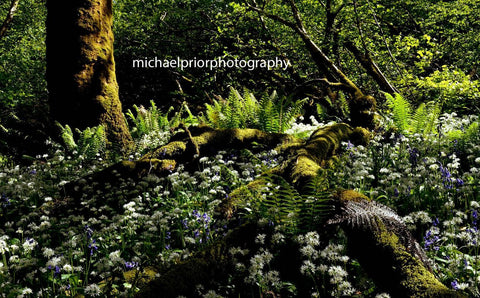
top-left (46, 0), bottom-right (133, 153)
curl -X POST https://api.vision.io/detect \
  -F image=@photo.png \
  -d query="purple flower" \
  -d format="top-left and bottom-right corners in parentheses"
top-left (88, 239), bottom-right (98, 256)
top-left (393, 188), bottom-right (399, 197)
top-left (456, 178), bottom-right (464, 187)
top-left (1, 194), bottom-right (10, 208)
top-left (125, 261), bottom-right (138, 270)
top-left (408, 147), bottom-right (420, 167)
top-left (346, 140), bottom-right (354, 150)
top-left (424, 230), bottom-right (440, 251)
top-left (84, 225), bottom-right (93, 239)
top-left (451, 280), bottom-right (459, 290)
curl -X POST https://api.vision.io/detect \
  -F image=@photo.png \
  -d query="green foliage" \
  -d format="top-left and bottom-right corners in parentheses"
top-left (204, 87), bottom-right (306, 133)
top-left (411, 101), bottom-right (442, 136)
top-left (0, 0), bottom-right (47, 109)
top-left (126, 100), bottom-right (199, 153)
top-left (446, 121), bottom-right (480, 148)
top-left (56, 122), bottom-right (106, 160)
top-left (386, 93), bottom-right (411, 133)
top-left (126, 100), bottom-right (171, 139)
top-left (241, 172), bottom-right (333, 234)
top-left (385, 93), bottom-right (441, 136)
top-left (416, 66), bottom-right (480, 114)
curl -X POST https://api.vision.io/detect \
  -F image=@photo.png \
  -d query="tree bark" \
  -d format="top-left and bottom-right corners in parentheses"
top-left (344, 40), bottom-right (399, 94)
top-left (46, 0), bottom-right (133, 153)
top-left (0, 0), bottom-right (20, 39)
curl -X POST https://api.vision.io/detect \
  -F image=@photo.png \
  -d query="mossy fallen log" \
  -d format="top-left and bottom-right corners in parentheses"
top-left (131, 124), bottom-right (458, 297)
top-left (330, 190), bottom-right (462, 298)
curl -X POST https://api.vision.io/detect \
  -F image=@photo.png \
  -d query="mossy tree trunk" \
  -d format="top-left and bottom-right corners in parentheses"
top-left (46, 0), bottom-right (133, 153)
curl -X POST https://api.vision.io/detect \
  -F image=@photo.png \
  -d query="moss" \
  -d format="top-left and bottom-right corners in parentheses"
top-left (290, 154), bottom-right (321, 185)
top-left (123, 266), bottom-right (158, 288)
top-left (142, 141), bottom-right (187, 160)
top-left (351, 127), bottom-right (372, 145)
top-left (47, 0), bottom-right (133, 154)
top-left (135, 223), bottom-right (259, 298)
top-left (335, 189), bottom-right (370, 203)
top-left (345, 215), bottom-right (462, 297)
top-left (375, 222), bottom-right (459, 297)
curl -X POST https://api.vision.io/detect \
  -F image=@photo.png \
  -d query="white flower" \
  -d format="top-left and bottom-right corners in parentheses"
top-left (0, 237), bottom-right (9, 255)
top-left (271, 233), bottom-right (285, 245)
top-left (42, 247), bottom-right (55, 258)
top-left (84, 283), bottom-right (102, 296)
top-left (255, 234), bottom-right (266, 245)
top-left (47, 256), bottom-right (62, 267)
top-left (108, 250), bottom-right (123, 265)
top-left (300, 260), bottom-right (316, 275)
top-left (203, 290), bottom-right (223, 298)
top-left (22, 238), bottom-right (37, 253)
top-left (304, 231), bottom-right (320, 247)
top-left (328, 265), bottom-right (348, 284)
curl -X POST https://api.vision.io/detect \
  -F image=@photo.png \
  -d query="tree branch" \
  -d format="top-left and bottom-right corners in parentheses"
top-left (0, 0), bottom-right (20, 39)
top-left (344, 40), bottom-right (399, 94)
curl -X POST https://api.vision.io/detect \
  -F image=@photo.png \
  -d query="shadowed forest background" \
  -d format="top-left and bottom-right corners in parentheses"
top-left (0, 0), bottom-right (480, 297)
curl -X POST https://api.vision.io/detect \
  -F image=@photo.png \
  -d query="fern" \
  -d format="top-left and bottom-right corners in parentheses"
top-left (240, 172), bottom-right (333, 234)
top-left (56, 122), bottom-right (77, 152)
top-left (205, 87), bottom-right (306, 133)
top-left (126, 100), bottom-right (172, 139)
top-left (447, 120), bottom-right (480, 147)
top-left (75, 126), bottom-right (106, 159)
top-left (386, 93), bottom-right (411, 133)
top-left (328, 198), bottom-right (431, 268)
top-left (56, 122), bottom-right (106, 160)
top-left (386, 93), bottom-right (441, 135)
top-left (411, 101), bottom-right (441, 136)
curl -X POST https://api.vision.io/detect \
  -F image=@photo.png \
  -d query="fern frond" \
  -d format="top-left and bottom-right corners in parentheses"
top-left (328, 198), bottom-right (431, 269)
top-left (204, 87), bottom-right (305, 133)
top-left (386, 93), bottom-right (411, 133)
top-left (56, 122), bottom-right (77, 151)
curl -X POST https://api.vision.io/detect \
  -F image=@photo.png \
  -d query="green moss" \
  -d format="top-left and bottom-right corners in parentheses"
top-left (142, 141), bottom-right (187, 159)
top-left (336, 189), bottom-right (370, 203)
top-left (290, 154), bottom-right (321, 185)
top-left (374, 220), bottom-right (460, 297)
